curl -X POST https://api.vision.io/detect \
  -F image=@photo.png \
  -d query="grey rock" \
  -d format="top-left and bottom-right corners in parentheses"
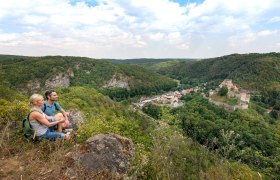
top-left (103, 73), bottom-right (130, 90)
top-left (68, 109), bottom-right (84, 130)
top-left (65, 167), bottom-right (77, 179)
top-left (64, 133), bottom-right (134, 178)
top-left (45, 69), bottom-right (73, 89)
top-left (19, 80), bottom-right (41, 93)
top-left (79, 133), bottom-right (134, 173)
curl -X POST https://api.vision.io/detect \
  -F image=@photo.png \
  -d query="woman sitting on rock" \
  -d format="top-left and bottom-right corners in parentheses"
top-left (29, 94), bottom-right (70, 140)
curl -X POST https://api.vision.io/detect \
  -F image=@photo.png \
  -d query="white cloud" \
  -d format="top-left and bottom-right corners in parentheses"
top-left (228, 29), bottom-right (279, 47)
top-left (149, 32), bottom-right (165, 41)
top-left (22, 15), bottom-right (47, 25)
top-left (167, 32), bottom-right (181, 42)
top-left (177, 43), bottom-right (189, 49)
top-left (258, 30), bottom-right (278, 37)
top-left (0, 33), bottom-right (18, 42)
top-left (228, 31), bottom-right (256, 47)
top-left (0, 0), bottom-right (279, 58)
top-left (269, 16), bottom-right (280, 23)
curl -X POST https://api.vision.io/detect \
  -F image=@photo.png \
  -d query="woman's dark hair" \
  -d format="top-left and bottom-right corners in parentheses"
top-left (45, 90), bottom-right (56, 100)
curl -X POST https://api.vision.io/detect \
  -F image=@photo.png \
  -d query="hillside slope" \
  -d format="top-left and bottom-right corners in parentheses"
top-left (0, 55), bottom-right (177, 97)
top-left (0, 86), bottom-right (262, 179)
top-left (107, 58), bottom-right (195, 72)
top-left (157, 53), bottom-right (280, 91)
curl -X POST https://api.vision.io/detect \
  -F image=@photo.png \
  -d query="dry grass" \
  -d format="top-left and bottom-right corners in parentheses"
top-left (1, 129), bottom-right (125, 180)
top-left (0, 125), bottom-right (76, 180)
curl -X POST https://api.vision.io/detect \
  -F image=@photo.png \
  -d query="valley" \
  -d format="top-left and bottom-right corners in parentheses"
top-left (0, 53), bottom-right (279, 179)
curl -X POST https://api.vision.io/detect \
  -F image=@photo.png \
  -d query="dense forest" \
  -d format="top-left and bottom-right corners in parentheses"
top-left (174, 94), bottom-right (280, 178)
top-left (106, 58), bottom-right (194, 64)
top-left (108, 58), bottom-right (196, 73)
top-left (157, 53), bottom-right (280, 92)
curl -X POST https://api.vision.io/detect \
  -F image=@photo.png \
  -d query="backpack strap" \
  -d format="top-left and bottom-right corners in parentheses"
top-left (54, 102), bottom-right (58, 110)
top-left (42, 102), bottom-right (58, 112)
top-left (30, 109), bottom-right (44, 114)
top-left (43, 103), bottom-right (47, 112)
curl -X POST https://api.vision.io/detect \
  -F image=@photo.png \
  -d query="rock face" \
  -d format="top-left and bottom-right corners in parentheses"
top-left (67, 109), bottom-right (84, 130)
top-left (103, 73), bottom-right (130, 90)
top-left (64, 133), bottom-right (134, 178)
top-left (20, 80), bottom-right (41, 93)
top-left (80, 133), bottom-right (134, 173)
top-left (45, 70), bottom-right (74, 89)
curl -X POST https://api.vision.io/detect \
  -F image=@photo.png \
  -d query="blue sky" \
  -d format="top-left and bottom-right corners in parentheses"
top-left (0, 0), bottom-right (279, 59)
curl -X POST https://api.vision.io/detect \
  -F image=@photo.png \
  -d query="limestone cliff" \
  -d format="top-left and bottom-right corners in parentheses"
top-left (103, 73), bottom-right (130, 90)
top-left (45, 69), bottom-right (74, 89)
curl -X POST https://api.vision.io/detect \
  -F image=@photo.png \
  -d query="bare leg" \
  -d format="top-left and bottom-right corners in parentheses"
top-left (55, 113), bottom-right (65, 132)
top-left (57, 123), bottom-right (62, 132)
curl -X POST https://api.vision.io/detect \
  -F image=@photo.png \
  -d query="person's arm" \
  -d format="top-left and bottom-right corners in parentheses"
top-left (45, 114), bottom-right (56, 122)
top-left (60, 109), bottom-right (69, 121)
top-left (55, 102), bottom-right (69, 121)
top-left (30, 112), bottom-right (64, 127)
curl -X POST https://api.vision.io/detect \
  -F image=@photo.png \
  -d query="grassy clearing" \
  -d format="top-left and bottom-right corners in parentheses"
top-left (211, 94), bottom-right (238, 106)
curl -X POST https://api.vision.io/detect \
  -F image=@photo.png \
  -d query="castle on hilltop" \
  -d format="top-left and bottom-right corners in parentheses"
top-left (209, 79), bottom-right (250, 111)
top-left (219, 79), bottom-right (239, 91)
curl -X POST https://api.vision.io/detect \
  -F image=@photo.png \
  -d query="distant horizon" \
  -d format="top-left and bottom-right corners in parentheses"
top-left (1, 51), bottom-right (279, 60)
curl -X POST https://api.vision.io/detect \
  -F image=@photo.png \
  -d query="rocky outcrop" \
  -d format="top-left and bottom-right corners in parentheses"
top-left (63, 133), bottom-right (134, 179)
top-left (67, 109), bottom-right (84, 130)
top-left (19, 80), bottom-right (41, 93)
top-left (45, 69), bottom-right (74, 89)
top-left (103, 74), bottom-right (130, 90)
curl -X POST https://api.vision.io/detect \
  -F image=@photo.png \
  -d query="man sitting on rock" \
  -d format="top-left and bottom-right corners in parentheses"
top-left (41, 89), bottom-right (70, 132)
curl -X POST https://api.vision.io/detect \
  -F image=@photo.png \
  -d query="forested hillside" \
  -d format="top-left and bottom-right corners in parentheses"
top-left (157, 53), bottom-right (280, 92)
top-left (0, 86), bottom-right (262, 179)
top-left (0, 55), bottom-right (177, 98)
top-left (107, 58), bottom-right (193, 64)
top-left (108, 58), bottom-right (195, 72)
top-left (172, 94), bottom-right (280, 178)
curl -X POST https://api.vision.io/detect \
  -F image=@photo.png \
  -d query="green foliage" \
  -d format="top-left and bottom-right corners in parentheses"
top-left (107, 58), bottom-right (193, 65)
top-left (251, 90), bottom-right (280, 118)
top-left (129, 122), bottom-right (261, 179)
top-left (227, 97), bottom-right (238, 105)
top-left (0, 55), bottom-right (177, 98)
top-left (101, 87), bottom-right (130, 101)
top-left (0, 85), bottom-right (264, 179)
top-left (0, 98), bottom-right (29, 129)
top-left (218, 86), bottom-right (228, 96)
top-left (175, 93), bottom-right (280, 178)
top-left (142, 103), bottom-right (162, 119)
top-left (274, 100), bottom-right (280, 110)
top-left (55, 87), bottom-right (155, 147)
top-left (270, 110), bottom-right (280, 119)
top-left (159, 53), bottom-right (280, 92)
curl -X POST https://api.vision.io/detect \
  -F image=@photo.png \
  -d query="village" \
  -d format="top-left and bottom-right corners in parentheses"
top-left (134, 79), bottom-right (251, 111)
